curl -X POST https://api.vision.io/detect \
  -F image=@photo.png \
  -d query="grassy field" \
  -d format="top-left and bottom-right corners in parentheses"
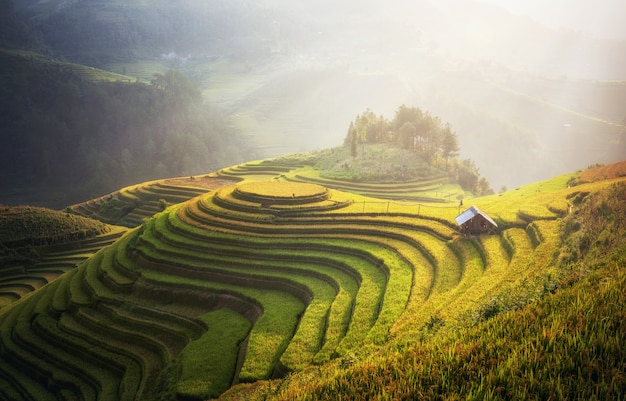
top-left (0, 160), bottom-right (624, 400)
top-left (220, 177), bottom-right (626, 401)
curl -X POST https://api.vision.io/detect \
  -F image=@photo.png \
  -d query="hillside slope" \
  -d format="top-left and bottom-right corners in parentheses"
top-left (0, 161), bottom-right (623, 400)
top-left (0, 206), bottom-right (126, 308)
top-left (0, 49), bottom-right (251, 208)
top-left (68, 145), bottom-right (467, 228)
top-left (219, 175), bottom-right (626, 400)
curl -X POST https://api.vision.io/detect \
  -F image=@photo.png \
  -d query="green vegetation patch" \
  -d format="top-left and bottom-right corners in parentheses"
top-left (177, 309), bottom-right (252, 400)
top-left (314, 144), bottom-right (442, 183)
top-left (246, 262), bottom-right (626, 401)
top-left (1, 162), bottom-right (625, 401)
top-left (0, 206), bottom-right (108, 245)
top-left (236, 182), bottom-right (328, 201)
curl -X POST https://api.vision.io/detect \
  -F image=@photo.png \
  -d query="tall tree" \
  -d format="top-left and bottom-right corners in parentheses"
top-left (440, 123), bottom-right (460, 171)
top-left (399, 121), bottom-right (416, 150)
top-left (392, 105), bottom-right (423, 132)
top-left (151, 69), bottom-right (201, 105)
top-left (344, 121), bottom-right (358, 158)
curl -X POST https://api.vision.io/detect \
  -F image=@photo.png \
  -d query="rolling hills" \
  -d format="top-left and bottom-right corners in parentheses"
top-left (4, 0), bottom-right (626, 207)
top-left (0, 206), bottom-right (127, 309)
top-left (0, 49), bottom-right (252, 209)
top-left (0, 158), bottom-right (624, 400)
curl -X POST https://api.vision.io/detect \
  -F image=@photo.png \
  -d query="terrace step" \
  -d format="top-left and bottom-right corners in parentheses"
top-left (136, 221), bottom-right (362, 369)
top-left (0, 227), bottom-right (128, 309)
top-left (0, 360), bottom-right (47, 401)
top-left (56, 310), bottom-right (146, 400)
top-left (168, 186), bottom-right (460, 348)
top-left (284, 174), bottom-right (453, 201)
top-left (7, 317), bottom-right (99, 400)
top-left (0, 330), bottom-right (67, 401)
top-left (134, 268), bottom-right (305, 382)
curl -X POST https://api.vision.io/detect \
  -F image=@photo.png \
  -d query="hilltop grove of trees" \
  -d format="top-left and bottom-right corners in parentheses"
top-left (344, 106), bottom-right (493, 195)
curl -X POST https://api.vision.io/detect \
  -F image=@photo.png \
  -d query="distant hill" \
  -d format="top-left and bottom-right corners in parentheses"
top-left (0, 49), bottom-right (252, 208)
top-left (422, 66), bottom-right (626, 190)
top-left (9, 0), bottom-right (626, 81)
top-left (0, 205), bottom-right (125, 308)
top-left (10, 0), bottom-right (305, 66)
top-left (0, 205), bottom-right (108, 245)
top-left (3, 0), bottom-right (626, 203)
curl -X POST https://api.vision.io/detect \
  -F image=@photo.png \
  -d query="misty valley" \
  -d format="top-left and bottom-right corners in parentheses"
top-left (1, 0), bottom-right (625, 400)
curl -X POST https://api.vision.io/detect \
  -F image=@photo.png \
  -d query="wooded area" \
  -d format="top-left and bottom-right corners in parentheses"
top-left (0, 52), bottom-right (250, 206)
top-left (344, 106), bottom-right (493, 195)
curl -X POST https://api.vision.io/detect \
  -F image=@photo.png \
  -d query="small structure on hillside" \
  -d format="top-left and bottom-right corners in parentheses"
top-left (455, 205), bottom-right (498, 236)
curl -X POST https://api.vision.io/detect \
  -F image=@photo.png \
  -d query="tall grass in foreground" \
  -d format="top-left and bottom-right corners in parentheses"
top-left (221, 260), bottom-right (626, 401)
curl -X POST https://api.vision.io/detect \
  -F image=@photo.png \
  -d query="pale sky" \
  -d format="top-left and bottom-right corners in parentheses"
top-left (472, 0), bottom-right (626, 40)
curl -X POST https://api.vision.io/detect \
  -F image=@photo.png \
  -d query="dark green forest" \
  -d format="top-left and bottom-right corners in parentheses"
top-left (0, 0), bottom-right (303, 208)
top-left (0, 50), bottom-right (251, 207)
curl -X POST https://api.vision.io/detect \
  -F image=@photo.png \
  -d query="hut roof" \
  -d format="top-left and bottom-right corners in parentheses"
top-left (455, 206), bottom-right (498, 227)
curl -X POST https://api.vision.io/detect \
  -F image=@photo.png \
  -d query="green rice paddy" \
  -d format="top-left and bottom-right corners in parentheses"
top-left (1, 159), bottom-right (624, 400)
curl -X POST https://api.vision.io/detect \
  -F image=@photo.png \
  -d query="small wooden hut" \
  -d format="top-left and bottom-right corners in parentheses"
top-left (455, 205), bottom-right (497, 235)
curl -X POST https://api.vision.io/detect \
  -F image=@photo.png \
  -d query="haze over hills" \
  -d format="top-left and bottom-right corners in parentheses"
top-left (474, 0), bottom-right (626, 41)
top-left (1, 0), bottom-right (625, 204)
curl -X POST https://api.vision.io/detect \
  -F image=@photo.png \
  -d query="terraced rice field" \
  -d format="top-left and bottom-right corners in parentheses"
top-left (70, 176), bottom-right (235, 227)
top-left (0, 227), bottom-right (127, 309)
top-left (0, 166), bottom-right (591, 400)
top-left (71, 159), bottom-right (461, 231)
top-left (216, 160), bottom-right (460, 203)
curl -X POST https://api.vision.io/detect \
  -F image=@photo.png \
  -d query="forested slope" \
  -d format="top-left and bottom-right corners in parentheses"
top-left (0, 50), bottom-right (251, 208)
top-left (9, 0), bottom-right (304, 66)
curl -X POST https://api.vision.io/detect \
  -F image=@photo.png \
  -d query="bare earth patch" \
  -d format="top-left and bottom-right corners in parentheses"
top-left (578, 160), bottom-right (626, 182)
top-left (163, 176), bottom-right (238, 191)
